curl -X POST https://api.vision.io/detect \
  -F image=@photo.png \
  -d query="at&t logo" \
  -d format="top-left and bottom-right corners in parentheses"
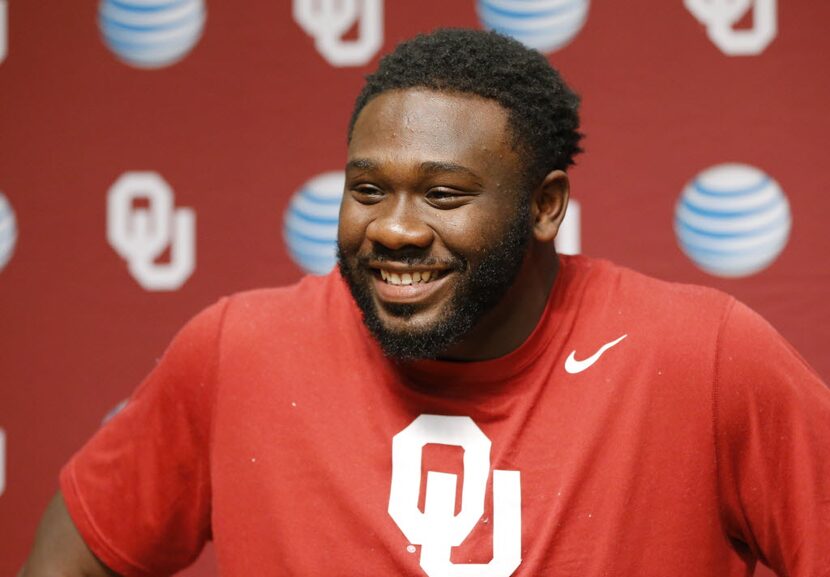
top-left (674, 163), bottom-right (791, 278)
top-left (98, 0), bottom-right (207, 69)
top-left (107, 172), bottom-right (196, 290)
top-left (0, 192), bottom-right (17, 273)
top-left (476, 0), bottom-right (590, 54)
top-left (0, 0), bottom-right (7, 65)
top-left (283, 171), bottom-right (343, 275)
top-left (685, 0), bottom-right (777, 56)
top-left (293, 0), bottom-right (383, 67)
top-left (389, 415), bottom-right (522, 577)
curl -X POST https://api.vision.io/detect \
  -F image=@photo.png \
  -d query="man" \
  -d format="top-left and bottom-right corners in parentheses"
top-left (21, 29), bottom-right (830, 577)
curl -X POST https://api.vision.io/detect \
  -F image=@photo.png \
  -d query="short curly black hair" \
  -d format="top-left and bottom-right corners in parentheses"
top-left (348, 28), bottom-right (583, 188)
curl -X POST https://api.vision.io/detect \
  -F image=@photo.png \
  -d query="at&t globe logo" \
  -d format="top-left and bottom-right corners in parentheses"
top-left (0, 192), bottom-right (17, 273)
top-left (674, 163), bottom-right (791, 278)
top-left (476, 0), bottom-right (590, 54)
top-left (284, 172), bottom-right (344, 274)
top-left (98, 0), bottom-right (207, 69)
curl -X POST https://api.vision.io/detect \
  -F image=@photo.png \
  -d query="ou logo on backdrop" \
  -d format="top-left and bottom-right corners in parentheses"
top-left (0, 427), bottom-right (5, 498)
top-left (293, 0), bottom-right (383, 67)
top-left (685, 0), bottom-right (777, 56)
top-left (389, 415), bottom-right (522, 577)
top-left (107, 172), bottom-right (196, 291)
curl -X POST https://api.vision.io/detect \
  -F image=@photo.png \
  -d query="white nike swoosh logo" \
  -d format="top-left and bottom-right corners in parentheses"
top-left (564, 334), bottom-right (628, 374)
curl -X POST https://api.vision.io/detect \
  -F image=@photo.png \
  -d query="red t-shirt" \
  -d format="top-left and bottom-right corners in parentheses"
top-left (60, 255), bottom-right (830, 577)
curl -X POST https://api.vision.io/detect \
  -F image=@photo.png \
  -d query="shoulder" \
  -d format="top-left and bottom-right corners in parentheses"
top-left (228, 270), bottom-right (345, 306)
top-left (562, 254), bottom-right (735, 337)
top-left (221, 271), bottom-right (355, 328)
top-left (207, 271), bottom-right (366, 359)
top-left (716, 298), bottom-right (828, 412)
top-left (564, 255), bottom-right (827, 395)
top-left (160, 273), bottom-right (347, 354)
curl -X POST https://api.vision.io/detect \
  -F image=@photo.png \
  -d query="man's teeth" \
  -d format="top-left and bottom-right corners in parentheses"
top-left (379, 269), bottom-right (434, 285)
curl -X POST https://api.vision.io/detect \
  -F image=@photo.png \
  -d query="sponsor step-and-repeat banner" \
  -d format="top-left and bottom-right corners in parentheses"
top-left (1, 1), bottom-right (829, 576)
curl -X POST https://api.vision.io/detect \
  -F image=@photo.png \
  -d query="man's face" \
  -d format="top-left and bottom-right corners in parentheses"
top-left (337, 89), bottom-right (533, 360)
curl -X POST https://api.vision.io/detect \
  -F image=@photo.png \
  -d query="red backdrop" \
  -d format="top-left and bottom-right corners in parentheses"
top-left (1, 2), bottom-right (828, 576)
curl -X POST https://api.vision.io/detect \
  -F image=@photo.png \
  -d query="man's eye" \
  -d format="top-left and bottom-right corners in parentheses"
top-left (428, 190), bottom-right (454, 199)
top-left (351, 185), bottom-right (383, 202)
top-left (426, 189), bottom-right (468, 207)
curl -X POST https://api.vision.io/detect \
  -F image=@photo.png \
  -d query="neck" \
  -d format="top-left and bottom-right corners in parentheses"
top-left (439, 245), bottom-right (560, 362)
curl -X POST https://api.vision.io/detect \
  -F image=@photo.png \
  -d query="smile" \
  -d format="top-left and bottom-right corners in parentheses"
top-left (370, 264), bottom-right (453, 305)
top-left (379, 269), bottom-right (438, 285)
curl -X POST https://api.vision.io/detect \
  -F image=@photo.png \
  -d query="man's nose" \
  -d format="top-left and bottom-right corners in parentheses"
top-left (365, 197), bottom-right (433, 250)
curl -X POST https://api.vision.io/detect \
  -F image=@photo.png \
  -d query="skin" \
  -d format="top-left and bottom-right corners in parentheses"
top-left (20, 88), bottom-right (571, 575)
top-left (20, 492), bottom-right (119, 577)
top-left (338, 88), bottom-right (570, 361)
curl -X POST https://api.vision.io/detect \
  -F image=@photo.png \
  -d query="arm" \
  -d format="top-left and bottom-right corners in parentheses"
top-left (715, 300), bottom-right (830, 576)
top-left (21, 492), bottom-right (120, 577)
top-left (25, 298), bottom-right (228, 577)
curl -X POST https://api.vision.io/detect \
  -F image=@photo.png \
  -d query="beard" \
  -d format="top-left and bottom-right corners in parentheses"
top-left (337, 199), bottom-right (532, 361)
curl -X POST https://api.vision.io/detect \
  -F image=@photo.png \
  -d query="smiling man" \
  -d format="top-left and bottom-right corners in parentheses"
top-left (338, 89), bottom-right (562, 362)
top-left (21, 29), bottom-right (830, 577)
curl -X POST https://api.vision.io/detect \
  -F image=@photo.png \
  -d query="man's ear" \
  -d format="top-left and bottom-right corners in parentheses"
top-left (531, 170), bottom-right (569, 243)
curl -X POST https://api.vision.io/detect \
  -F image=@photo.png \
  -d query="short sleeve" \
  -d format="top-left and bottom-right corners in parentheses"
top-left (714, 299), bottom-right (830, 576)
top-left (60, 298), bottom-right (229, 577)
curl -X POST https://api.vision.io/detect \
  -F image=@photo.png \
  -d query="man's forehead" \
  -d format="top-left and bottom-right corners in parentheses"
top-left (354, 89), bottom-right (509, 133)
top-left (346, 157), bottom-right (486, 184)
top-left (348, 88), bottom-right (517, 165)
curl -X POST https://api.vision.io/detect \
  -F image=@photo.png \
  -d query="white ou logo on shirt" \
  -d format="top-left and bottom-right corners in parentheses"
top-left (389, 415), bottom-right (522, 577)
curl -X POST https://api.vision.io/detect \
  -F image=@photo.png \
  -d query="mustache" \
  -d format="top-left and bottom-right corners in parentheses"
top-left (355, 244), bottom-right (466, 271)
